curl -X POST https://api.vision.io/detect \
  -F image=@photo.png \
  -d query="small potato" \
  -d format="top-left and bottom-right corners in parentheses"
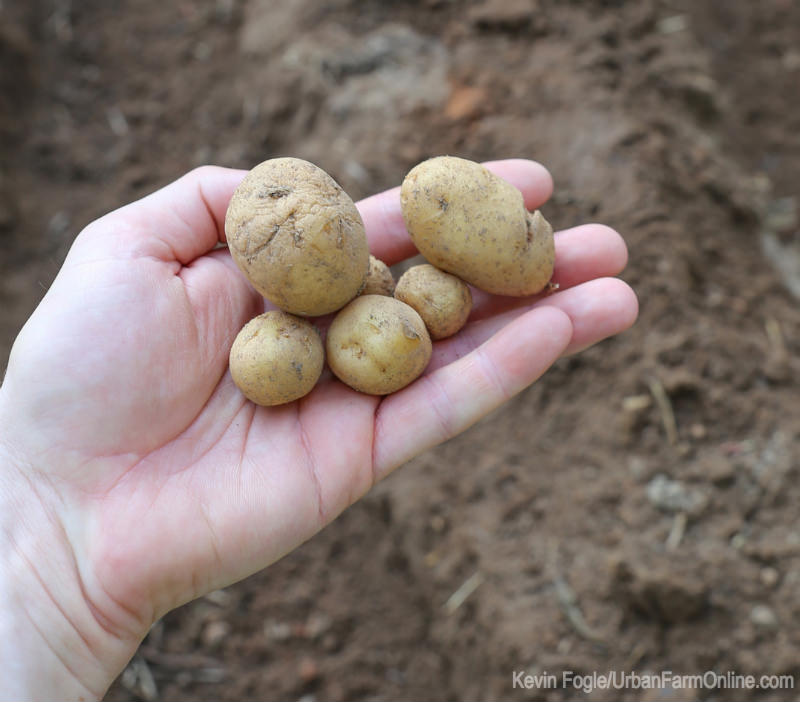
top-left (326, 295), bottom-right (432, 395)
top-left (394, 264), bottom-right (472, 340)
top-left (225, 158), bottom-right (370, 316)
top-left (359, 255), bottom-right (395, 296)
top-left (229, 311), bottom-right (324, 406)
top-left (400, 155), bottom-right (555, 296)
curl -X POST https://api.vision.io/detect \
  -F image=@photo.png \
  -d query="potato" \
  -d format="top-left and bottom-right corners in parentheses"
top-left (359, 255), bottom-right (395, 296)
top-left (400, 155), bottom-right (555, 296)
top-left (229, 311), bottom-right (324, 406)
top-left (326, 295), bottom-right (432, 395)
top-left (394, 264), bottom-right (472, 340)
top-left (225, 157), bottom-right (370, 316)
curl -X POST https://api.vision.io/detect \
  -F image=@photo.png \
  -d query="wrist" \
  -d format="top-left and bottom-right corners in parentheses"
top-left (0, 433), bottom-right (136, 701)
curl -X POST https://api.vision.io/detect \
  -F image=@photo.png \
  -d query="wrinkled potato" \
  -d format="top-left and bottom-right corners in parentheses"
top-left (229, 311), bottom-right (324, 406)
top-left (400, 155), bottom-right (555, 296)
top-left (326, 295), bottom-right (432, 395)
top-left (359, 255), bottom-right (396, 297)
top-left (225, 158), bottom-right (370, 316)
top-left (394, 264), bottom-right (472, 340)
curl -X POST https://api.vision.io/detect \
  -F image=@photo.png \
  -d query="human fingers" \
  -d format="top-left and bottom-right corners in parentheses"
top-left (357, 159), bottom-right (554, 265)
top-left (430, 277), bottom-right (638, 373)
top-left (372, 305), bottom-right (572, 478)
top-left (80, 166), bottom-right (247, 265)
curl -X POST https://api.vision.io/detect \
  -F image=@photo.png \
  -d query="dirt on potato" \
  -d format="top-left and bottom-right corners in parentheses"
top-left (1, 1), bottom-right (799, 701)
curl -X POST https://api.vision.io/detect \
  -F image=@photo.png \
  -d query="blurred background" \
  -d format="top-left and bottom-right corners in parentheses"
top-left (1, 0), bottom-right (799, 700)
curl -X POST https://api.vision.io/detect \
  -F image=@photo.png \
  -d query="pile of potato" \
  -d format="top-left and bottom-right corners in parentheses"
top-left (225, 156), bottom-right (555, 406)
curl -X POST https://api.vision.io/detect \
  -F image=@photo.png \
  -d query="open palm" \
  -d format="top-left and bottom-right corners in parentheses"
top-left (0, 161), bottom-right (636, 696)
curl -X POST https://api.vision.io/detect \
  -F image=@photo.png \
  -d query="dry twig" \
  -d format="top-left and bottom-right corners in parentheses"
top-left (648, 376), bottom-right (678, 445)
top-left (666, 512), bottom-right (688, 551)
top-left (444, 571), bottom-right (484, 615)
top-left (553, 576), bottom-right (607, 645)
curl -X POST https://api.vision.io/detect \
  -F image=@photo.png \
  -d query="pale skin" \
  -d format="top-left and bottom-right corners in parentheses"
top-left (0, 160), bottom-right (637, 700)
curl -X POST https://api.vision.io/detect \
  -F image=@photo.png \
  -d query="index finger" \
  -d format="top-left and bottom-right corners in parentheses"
top-left (357, 158), bottom-right (554, 265)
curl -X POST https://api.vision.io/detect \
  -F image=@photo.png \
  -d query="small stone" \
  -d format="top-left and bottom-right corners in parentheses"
top-left (646, 474), bottom-right (708, 516)
top-left (750, 604), bottom-right (778, 630)
top-left (760, 567), bottom-right (779, 588)
top-left (264, 620), bottom-right (292, 641)
top-left (304, 613), bottom-right (331, 639)
top-left (202, 620), bottom-right (231, 648)
top-left (783, 49), bottom-right (800, 71)
top-left (623, 394), bottom-right (652, 412)
top-left (204, 589), bottom-right (232, 606)
top-left (656, 14), bottom-right (688, 35)
top-left (47, 211), bottom-right (70, 238)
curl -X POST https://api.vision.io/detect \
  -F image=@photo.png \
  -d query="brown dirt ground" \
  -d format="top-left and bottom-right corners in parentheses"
top-left (1, 0), bottom-right (799, 700)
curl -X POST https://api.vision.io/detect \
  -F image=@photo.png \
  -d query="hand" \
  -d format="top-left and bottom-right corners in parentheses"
top-left (0, 161), bottom-right (636, 700)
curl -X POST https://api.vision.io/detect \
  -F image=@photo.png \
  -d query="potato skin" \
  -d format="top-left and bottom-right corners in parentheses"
top-left (229, 311), bottom-right (324, 406)
top-left (225, 158), bottom-right (370, 316)
top-left (394, 264), bottom-right (472, 340)
top-left (359, 255), bottom-right (396, 297)
top-left (400, 156), bottom-right (555, 296)
top-left (326, 295), bottom-right (432, 395)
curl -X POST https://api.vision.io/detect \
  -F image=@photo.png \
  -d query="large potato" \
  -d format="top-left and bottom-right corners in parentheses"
top-left (326, 295), bottom-right (432, 395)
top-left (225, 158), bottom-right (370, 316)
top-left (400, 156), bottom-right (555, 296)
top-left (229, 311), bottom-right (324, 406)
top-left (394, 264), bottom-right (472, 340)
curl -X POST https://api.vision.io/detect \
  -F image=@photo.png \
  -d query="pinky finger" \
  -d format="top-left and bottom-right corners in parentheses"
top-left (372, 306), bottom-right (572, 479)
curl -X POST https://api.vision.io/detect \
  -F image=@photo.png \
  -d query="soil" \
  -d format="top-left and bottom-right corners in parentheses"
top-left (2, 1), bottom-right (799, 700)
